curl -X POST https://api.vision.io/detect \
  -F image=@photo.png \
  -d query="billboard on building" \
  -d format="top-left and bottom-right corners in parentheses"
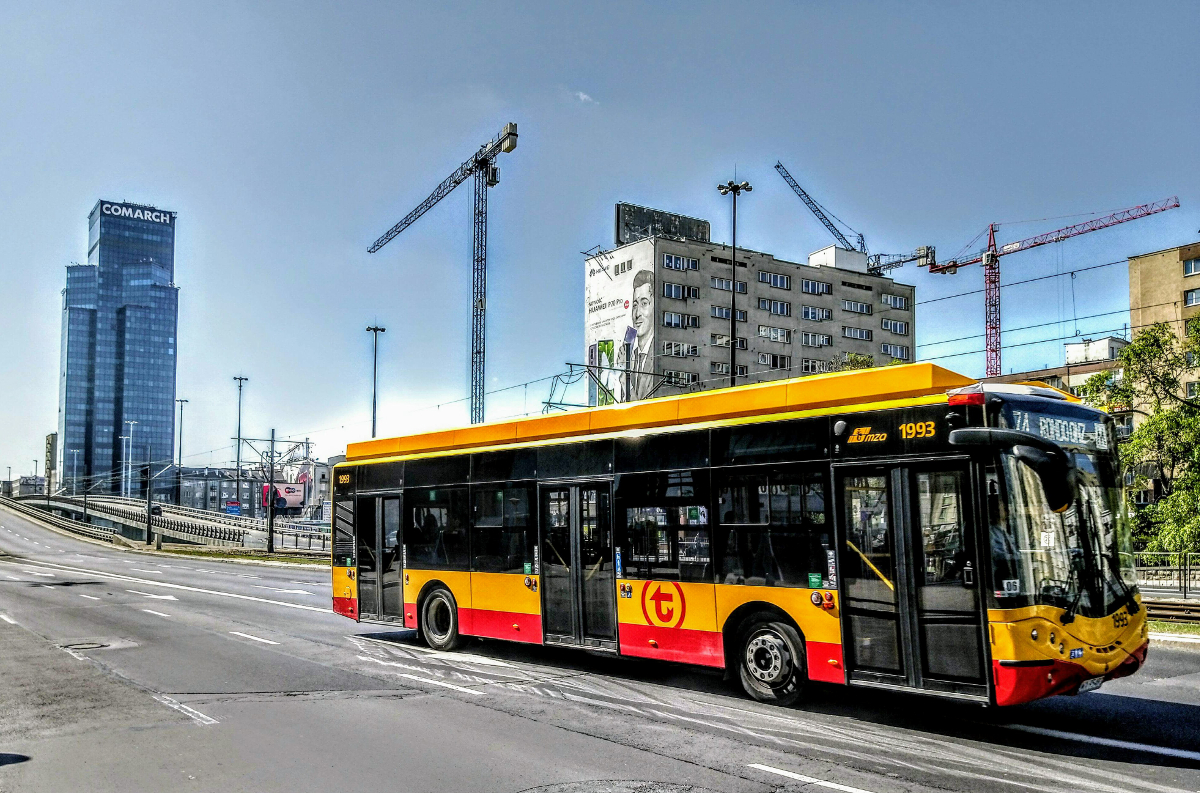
top-left (262, 483), bottom-right (306, 509)
top-left (615, 203), bottom-right (710, 246)
top-left (585, 250), bottom-right (656, 404)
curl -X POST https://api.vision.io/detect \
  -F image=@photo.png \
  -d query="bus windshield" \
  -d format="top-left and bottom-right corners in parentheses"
top-left (987, 397), bottom-right (1137, 618)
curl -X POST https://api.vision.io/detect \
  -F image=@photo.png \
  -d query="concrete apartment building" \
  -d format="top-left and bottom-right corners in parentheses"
top-left (1129, 241), bottom-right (1200, 397)
top-left (584, 206), bottom-right (916, 403)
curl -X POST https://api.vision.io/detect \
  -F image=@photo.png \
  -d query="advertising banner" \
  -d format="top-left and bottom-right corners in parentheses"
top-left (585, 251), bottom-right (655, 404)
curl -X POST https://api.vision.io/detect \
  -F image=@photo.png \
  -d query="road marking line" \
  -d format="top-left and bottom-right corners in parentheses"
top-left (748, 764), bottom-right (876, 793)
top-left (0, 614), bottom-right (16, 624)
top-left (132, 568), bottom-right (163, 574)
top-left (252, 585), bottom-right (313, 594)
top-left (24, 570), bottom-right (54, 577)
top-left (153, 694), bottom-right (218, 726)
top-left (79, 594), bottom-right (101, 600)
top-left (1149, 631), bottom-right (1200, 644)
top-left (1003, 725), bottom-right (1200, 761)
top-left (142, 609), bottom-right (171, 617)
top-left (5, 575), bottom-right (19, 580)
top-left (229, 631), bottom-right (279, 645)
top-left (0, 559), bottom-right (329, 613)
top-left (126, 589), bottom-right (178, 600)
top-left (397, 672), bottom-right (483, 695)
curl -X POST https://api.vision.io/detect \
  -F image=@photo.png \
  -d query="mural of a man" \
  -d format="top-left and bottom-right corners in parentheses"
top-left (617, 268), bottom-right (655, 401)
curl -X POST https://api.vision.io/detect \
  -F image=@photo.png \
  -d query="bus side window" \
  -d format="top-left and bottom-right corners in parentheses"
top-left (404, 486), bottom-right (470, 571)
top-left (614, 470), bottom-right (711, 582)
top-left (471, 484), bottom-right (535, 574)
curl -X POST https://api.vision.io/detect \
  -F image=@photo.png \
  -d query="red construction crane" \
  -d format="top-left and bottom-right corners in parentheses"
top-left (922, 196), bottom-right (1180, 377)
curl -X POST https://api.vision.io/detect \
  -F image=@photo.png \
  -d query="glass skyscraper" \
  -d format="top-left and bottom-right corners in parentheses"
top-left (58, 200), bottom-right (179, 497)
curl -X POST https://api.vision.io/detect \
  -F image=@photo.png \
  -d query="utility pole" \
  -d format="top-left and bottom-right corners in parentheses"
top-left (233, 376), bottom-right (248, 515)
top-left (118, 436), bottom-right (129, 497)
top-left (267, 429), bottom-right (276, 554)
top-left (124, 420), bottom-right (138, 498)
top-left (176, 399), bottom-right (188, 505)
top-left (70, 450), bottom-right (80, 496)
top-left (717, 179), bottom-right (752, 387)
top-left (366, 325), bottom-right (386, 437)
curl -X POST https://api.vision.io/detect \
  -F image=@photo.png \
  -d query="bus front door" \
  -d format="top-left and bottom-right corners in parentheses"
top-left (539, 482), bottom-right (618, 651)
top-left (836, 462), bottom-right (987, 699)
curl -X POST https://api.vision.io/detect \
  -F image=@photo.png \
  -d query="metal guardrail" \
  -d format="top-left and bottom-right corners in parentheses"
top-left (1144, 598), bottom-right (1200, 624)
top-left (86, 495), bottom-right (329, 536)
top-left (0, 497), bottom-right (115, 542)
top-left (1134, 552), bottom-right (1200, 599)
top-left (22, 495), bottom-right (247, 546)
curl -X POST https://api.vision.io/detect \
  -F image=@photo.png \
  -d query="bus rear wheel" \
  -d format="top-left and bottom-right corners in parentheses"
top-left (420, 587), bottom-right (464, 651)
top-left (738, 617), bottom-right (807, 706)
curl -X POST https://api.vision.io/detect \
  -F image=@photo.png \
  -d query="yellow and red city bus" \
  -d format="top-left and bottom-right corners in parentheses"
top-left (331, 363), bottom-right (1147, 706)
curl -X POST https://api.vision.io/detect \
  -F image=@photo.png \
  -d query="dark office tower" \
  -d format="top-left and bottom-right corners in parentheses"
top-left (58, 200), bottom-right (179, 497)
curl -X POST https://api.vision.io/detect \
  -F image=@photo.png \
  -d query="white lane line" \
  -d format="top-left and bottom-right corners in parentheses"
top-left (0, 614), bottom-right (16, 624)
top-left (356, 654), bottom-right (484, 694)
top-left (153, 694), bottom-right (218, 726)
top-left (252, 585), bottom-right (313, 595)
top-left (1149, 631), bottom-right (1200, 644)
top-left (5, 575), bottom-right (19, 580)
top-left (1003, 725), bottom-right (1200, 761)
top-left (748, 764), bottom-right (876, 793)
top-left (23, 570), bottom-right (54, 577)
top-left (0, 559), bottom-right (329, 613)
top-left (142, 609), bottom-right (171, 618)
top-left (229, 631), bottom-right (279, 645)
top-left (79, 594), bottom-right (101, 600)
top-left (132, 568), bottom-right (163, 574)
top-left (125, 589), bottom-right (178, 600)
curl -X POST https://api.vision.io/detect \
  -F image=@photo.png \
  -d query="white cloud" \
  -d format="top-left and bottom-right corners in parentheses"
top-left (573, 91), bottom-right (596, 104)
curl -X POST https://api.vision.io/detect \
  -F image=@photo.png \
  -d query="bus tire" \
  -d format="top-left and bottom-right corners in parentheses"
top-left (737, 616), bottom-right (807, 706)
top-left (420, 587), bottom-right (464, 651)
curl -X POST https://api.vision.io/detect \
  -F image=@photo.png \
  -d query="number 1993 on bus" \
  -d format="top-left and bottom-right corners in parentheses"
top-left (900, 421), bottom-right (936, 439)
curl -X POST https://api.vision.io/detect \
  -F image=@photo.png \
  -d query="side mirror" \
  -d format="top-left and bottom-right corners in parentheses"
top-left (949, 428), bottom-right (1077, 513)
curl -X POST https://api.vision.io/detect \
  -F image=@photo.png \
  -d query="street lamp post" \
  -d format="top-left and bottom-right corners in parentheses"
top-left (118, 436), bottom-right (129, 497)
top-left (70, 449), bottom-right (80, 496)
top-left (124, 420), bottom-right (138, 497)
top-left (717, 179), bottom-right (752, 388)
top-left (234, 376), bottom-right (248, 515)
top-left (366, 325), bottom-right (386, 438)
top-left (176, 399), bottom-right (188, 505)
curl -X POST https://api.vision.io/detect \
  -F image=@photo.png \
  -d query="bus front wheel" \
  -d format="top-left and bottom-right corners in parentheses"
top-left (738, 617), bottom-right (807, 706)
top-left (420, 587), bottom-right (464, 651)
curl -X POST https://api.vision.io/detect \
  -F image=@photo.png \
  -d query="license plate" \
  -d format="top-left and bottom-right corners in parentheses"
top-left (1078, 677), bottom-right (1103, 694)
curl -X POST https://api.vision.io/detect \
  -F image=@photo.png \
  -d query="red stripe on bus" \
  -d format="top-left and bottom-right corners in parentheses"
top-left (618, 622), bottom-right (725, 667)
top-left (461, 608), bottom-right (543, 644)
top-left (333, 597), bottom-right (358, 620)
top-left (804, 640), bottom-right (845, 684)
top-left (992, 643), bottom-right (1148, 707)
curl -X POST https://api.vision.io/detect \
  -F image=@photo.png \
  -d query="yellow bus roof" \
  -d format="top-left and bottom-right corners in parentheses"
top-left (345, 362), bottom-right (975, 463)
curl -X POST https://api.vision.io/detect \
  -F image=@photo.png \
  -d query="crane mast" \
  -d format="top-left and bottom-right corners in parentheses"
top-left (369, 122), bottom-right (518, 424)
top-left (924, 196), bottom-right (1180, 377)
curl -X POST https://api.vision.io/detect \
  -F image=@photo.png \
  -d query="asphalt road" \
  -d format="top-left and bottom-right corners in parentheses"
top-left (2, 505), bottom-right (1199, 793)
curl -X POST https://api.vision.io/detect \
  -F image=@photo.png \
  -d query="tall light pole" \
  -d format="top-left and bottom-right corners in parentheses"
top-left (717, 179), bottom-right (752, 388)
top-left (176, 399), bottom-right (188, 506)
top-left (234, 376), bottom-right (248, 515)
top-left (366, 325), bottom-right (386, 438)
top-left (124, 420), bottom-right (138, 497)
top-left (70, 450), bottom-right (80, 496)
top-left (118, 436), bottom-right (129, 496)
top-left (33, 460), bottom-right (39, 495)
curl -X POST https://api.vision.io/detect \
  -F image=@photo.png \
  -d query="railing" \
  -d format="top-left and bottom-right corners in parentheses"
top-left (0, 497), bottom-right (115, 542)
top-left (1134, 552), bottom-right (1200, 599)
top-left (24, 494), bottom-right (247, 546)
top-left (88, 495), bottom-right (329, 536)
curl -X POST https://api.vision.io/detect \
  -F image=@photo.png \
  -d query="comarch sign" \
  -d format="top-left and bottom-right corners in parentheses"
top-left (100, 202), bottom-right (173, 225)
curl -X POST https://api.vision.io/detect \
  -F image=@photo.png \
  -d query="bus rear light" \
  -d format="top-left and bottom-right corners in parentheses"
top-left (810, 592), bottom-right (823, 606)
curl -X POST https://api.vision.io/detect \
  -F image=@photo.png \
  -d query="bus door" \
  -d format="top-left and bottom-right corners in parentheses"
top-left (354, 495), bottom-right (405, 623)
top-left (836, 461), bottom-right (987, 698)
top-left (539, 481), bottom-right (618, 650)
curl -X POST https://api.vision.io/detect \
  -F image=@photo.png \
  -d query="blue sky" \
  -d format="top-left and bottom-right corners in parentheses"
top-left (1, 2), bottom-right (1197, 473)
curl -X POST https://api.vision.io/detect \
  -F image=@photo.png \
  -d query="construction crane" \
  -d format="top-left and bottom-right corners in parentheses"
top-left (923, 196), bottom-right (1180, 377)
top-left (774, 161), bottom-right (933, 274)
top-left (368, 122), bottom-right (518, 424)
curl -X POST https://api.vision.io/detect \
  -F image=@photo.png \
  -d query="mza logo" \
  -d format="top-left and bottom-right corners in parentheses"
top-left (640, 582), bottom-right (687, 628)
top-left (847, 426), bottom-right (888, 444)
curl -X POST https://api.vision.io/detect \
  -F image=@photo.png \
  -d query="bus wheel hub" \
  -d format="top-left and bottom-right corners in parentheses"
top-left (746, 633), bottom-right (787, 683)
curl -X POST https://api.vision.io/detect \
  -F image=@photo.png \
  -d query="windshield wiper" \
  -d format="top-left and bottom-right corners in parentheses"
top-left (1098, 549), bottom-right (1140, 614)
top-left (1060, 551), bottom-right (1085, 624)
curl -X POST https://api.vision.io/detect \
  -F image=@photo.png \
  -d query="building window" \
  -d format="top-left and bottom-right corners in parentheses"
top-left (613, 260), bottom-right (633, 276)
top-left (757, 353), bottom-right (791, 370)
top-left (710, 276), bottom-right (747, 293)
top-left (841, 299), bottom-right (871, 314)
top-left (758, 271), bottom-right (791, 290)
top-left (881, 318), bottom-right (909, 335)
top-left (737, 365), bottom-right (748, 377)
top-left (662, 341), bottom-right (698, 358)
top-left (881, 343), bottom-right (910, 360)
top-left (664, 254), bottom-right (698, 271)
top-left (757, 325), bottom-right (791, 344)
top-left (1186, 289), bottom-right (1200, 307)
top-left (663, 282), bottom-right (698, 300)
top-left (758, 298), bottom-right (791, 317)
top-left (881, 293), bottom-right (909, 310)
top-left (802, 332), bottom-right (832, 347)
top-left (1188, 381), bottom-right (1200, 399)
top-left (801, 305), bottom-right (831, 321)
top-left (711, 361), bottom-right (730, 375)
top-left (801, 358), bottom-right (832, 374)
top-left (1185, 258), bottom-right (1200, 277)
top-left (802, 279), bottom-right (832, 295)
top-left (663, 312), bottom-right (697, 328)
top-left (842, 326), bottom-right (872, 341)
top-left (663, 370), bottom-right (698, 385)
top-left (711, 333), bottom-right (747, 349)
top-left (711, 305), bottom-right (730, 320)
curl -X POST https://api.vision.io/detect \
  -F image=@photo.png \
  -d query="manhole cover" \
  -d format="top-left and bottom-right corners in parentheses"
top-left (61, 641), bottom-right (108, 650)
top-left (520, 784), bottom-right (722, 793)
